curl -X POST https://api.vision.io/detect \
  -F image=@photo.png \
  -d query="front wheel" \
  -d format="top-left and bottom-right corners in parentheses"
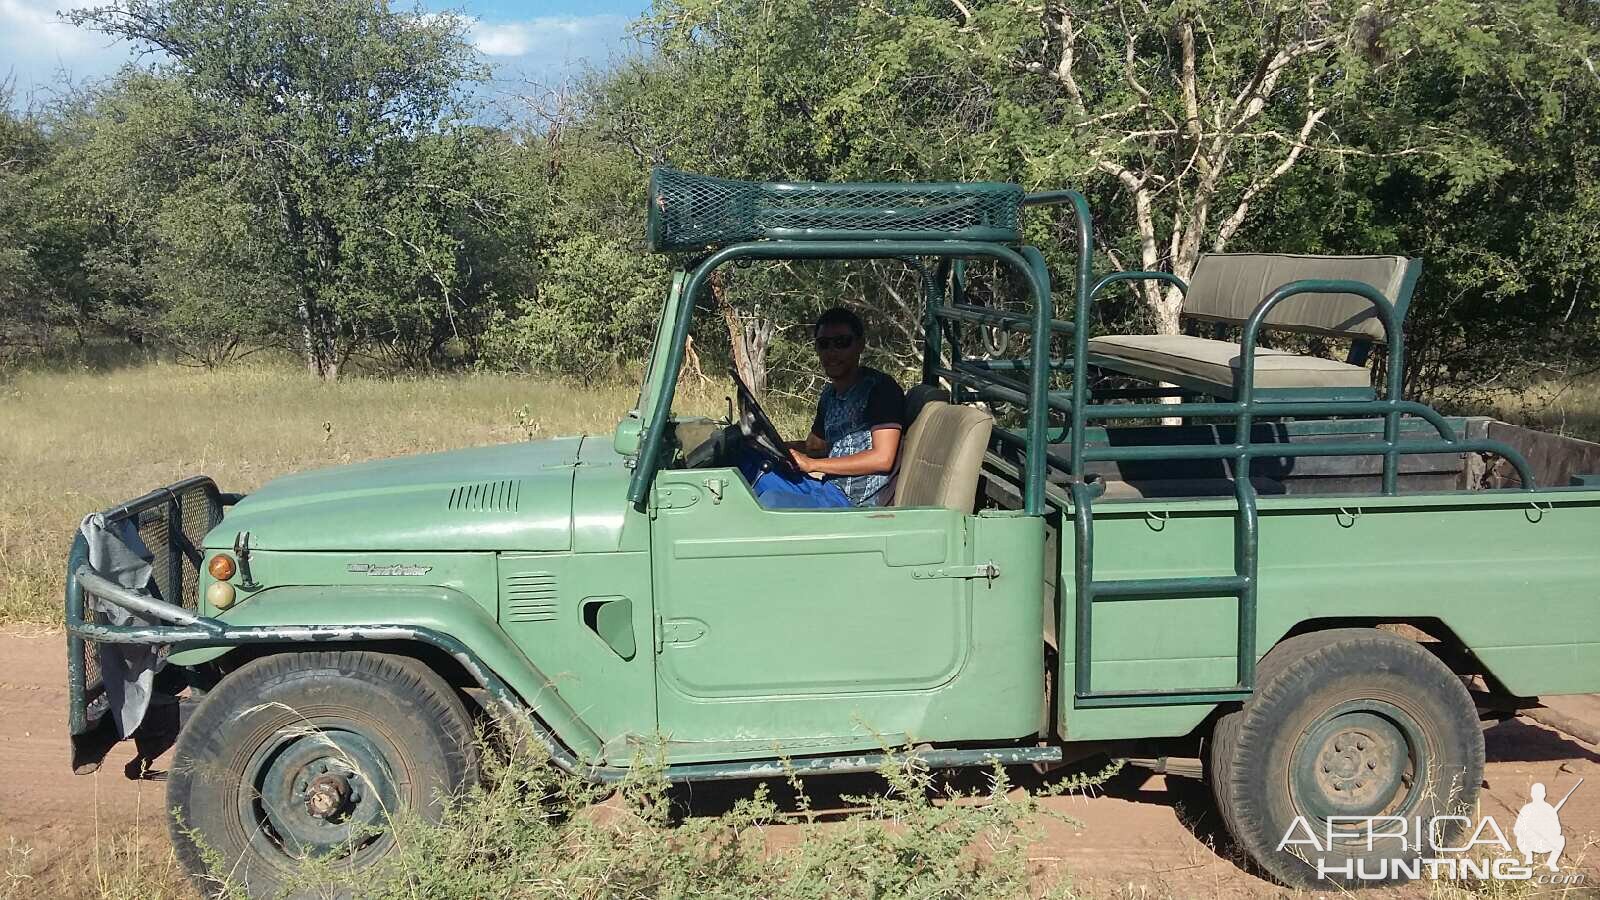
top-left (167, 650), bottom-right (478, 896)
top-left (1208, 628), bottom-right (1484, 889)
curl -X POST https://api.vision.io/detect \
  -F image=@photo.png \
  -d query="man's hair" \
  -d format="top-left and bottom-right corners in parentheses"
top-left (814, 307), bottom-right (865, 340)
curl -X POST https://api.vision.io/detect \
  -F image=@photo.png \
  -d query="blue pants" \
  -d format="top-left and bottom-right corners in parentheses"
top-left (738, 451), bottom-right (852, 508)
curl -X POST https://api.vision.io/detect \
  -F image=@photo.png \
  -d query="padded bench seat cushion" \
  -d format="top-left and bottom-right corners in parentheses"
top-left (1086, 334), bottom-right (1372, 391)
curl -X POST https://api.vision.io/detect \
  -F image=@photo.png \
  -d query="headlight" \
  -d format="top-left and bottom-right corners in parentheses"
top-left (206, 580), bottom-right (237, 610)
top-left (208, 554), bottom-right (237, 581)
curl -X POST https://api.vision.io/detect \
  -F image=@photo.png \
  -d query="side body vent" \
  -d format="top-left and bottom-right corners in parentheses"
top-left (448, 480), bottom-right (521, 512)
top-left (504, 572), bottom-right (558, 623)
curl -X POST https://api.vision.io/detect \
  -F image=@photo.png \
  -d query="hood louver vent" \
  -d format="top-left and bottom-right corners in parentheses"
top-left (448, 480), bottom-right (521, 513)
top-left (504, 572), bottom-right (558, 623)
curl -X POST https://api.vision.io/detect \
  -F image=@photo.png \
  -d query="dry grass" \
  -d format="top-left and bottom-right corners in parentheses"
top-left (1, 831), bottom-right (188, 900)
top-left (1450, 377), bottom-right (1600, 442)
top-left (0, 361), bottom-right (740, 625)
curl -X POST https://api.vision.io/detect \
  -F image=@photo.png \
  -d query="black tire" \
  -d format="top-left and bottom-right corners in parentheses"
top-left (1207, 628), bottom-right (1484, 889)
top-left (167, 650), bottom-right (478, 897)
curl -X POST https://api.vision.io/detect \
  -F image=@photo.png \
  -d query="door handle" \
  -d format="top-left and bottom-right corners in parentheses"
top-left (910, 562), bottom-right (1001, 581)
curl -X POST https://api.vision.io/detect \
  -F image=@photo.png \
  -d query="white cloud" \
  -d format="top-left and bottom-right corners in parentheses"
top-left (466, 13), bottom-right (633, 75)
top-left (0, 5), bottom-right (636, 108)
top-left (1, 0), bottom-right (131, 99)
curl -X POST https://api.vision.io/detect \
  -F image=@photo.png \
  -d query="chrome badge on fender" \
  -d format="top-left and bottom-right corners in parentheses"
top-left (347, 563), bottom-right (434, 576)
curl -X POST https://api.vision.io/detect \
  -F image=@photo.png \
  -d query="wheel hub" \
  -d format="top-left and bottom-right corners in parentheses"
top-left (247, 728), bottom-right (398, 859)
top-left (1293, 704), bottom-right (1424, 824)
top-left (305, 772), bottom-right (354, 820)
top-left (1318, 730), bottom-right (1388, 794)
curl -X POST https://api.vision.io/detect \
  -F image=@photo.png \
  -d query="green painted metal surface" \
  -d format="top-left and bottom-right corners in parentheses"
top-left (1057, 490), bottom-right (1600, 739)
top-left (645, 167), bottom-right (1026, 250)
top-left (495, 551), bottom-right (656, 760)
top-left (173, 583), bottom-right (605, 759)
top-left (648, 469), bottom-right (1042, 761)
top-left (219, 438), bottom-right (585, 552)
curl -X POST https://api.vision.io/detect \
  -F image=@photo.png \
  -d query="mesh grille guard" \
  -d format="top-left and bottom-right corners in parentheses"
top-left (66, 476), bottom-right (229, 772)
top-left (645, 167), bottom-right (1026, 252)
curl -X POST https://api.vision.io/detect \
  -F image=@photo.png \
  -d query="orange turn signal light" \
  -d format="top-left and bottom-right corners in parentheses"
top-left (208, 554), bottom-right (237, 581)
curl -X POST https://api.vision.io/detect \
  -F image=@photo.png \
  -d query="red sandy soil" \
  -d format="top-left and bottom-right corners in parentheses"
top-left (4, 631), bottom-right (1597, 898)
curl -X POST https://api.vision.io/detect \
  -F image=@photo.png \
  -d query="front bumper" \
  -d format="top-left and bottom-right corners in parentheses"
top-left (65, 478), bottom-right (539, 775)
top-left (65, 476), bottom-right (235, 773)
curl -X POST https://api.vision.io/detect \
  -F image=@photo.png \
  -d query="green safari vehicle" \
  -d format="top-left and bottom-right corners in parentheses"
top-left (65, 169), bottom-right (1600, 893)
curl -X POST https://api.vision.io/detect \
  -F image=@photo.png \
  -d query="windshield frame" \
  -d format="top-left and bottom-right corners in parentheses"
top-left (627, 240), bottom-right (1056, 513)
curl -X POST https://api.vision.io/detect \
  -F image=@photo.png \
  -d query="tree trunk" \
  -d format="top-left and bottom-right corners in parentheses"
top-left (713, 272), bottom-right (773, 396)
top-left (1151, 288), bottom-right (1184, 335)
top-left (298, 297), bottom-right (320, 377)
top-left (297, 295), bottom-right (340, 380)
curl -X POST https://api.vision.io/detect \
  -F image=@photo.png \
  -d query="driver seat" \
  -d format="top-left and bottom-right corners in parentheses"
top-left (893, 398), bottom-right (994, 512)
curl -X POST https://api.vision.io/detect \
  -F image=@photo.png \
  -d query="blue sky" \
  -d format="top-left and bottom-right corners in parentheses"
top-left (1, 0), bottom-right (652, 105)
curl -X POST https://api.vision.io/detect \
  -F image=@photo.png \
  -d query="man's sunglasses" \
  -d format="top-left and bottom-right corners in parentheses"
top-left (814, 335), bottom-right (857, 351)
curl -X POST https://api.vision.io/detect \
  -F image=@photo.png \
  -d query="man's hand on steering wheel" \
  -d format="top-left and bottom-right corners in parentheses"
top-left (787, 448), bottom-right (818, 474)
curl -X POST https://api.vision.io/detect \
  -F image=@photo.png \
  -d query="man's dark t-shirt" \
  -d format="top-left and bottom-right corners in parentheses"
top-left (809, 366), bottom-right (905, 505)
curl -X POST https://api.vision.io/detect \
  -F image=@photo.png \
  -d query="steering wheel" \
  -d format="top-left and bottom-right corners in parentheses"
top-left (729, 367), bottom-right (799, 476)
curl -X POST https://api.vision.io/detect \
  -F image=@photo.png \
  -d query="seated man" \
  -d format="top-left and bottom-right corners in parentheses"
top-left (740, 307), bottom-right (905, 508)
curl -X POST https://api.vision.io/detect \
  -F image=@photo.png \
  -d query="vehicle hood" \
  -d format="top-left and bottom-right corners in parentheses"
top-left (210, 436), bottom-right (588, 552)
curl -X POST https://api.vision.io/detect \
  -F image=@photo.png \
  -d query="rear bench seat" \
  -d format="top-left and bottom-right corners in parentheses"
top-left (1086, 253), bottom-right (1422, 401)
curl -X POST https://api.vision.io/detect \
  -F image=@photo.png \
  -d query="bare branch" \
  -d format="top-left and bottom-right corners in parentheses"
top-left (1053, 8), bottom-right (1087, 116)
top-left (1177, 20), bottom-right (1207, 176)
top-left (1119, 7), bottom-right (1179, 137)
top-left (1215, 103), bottom-right (1331, 250)
top-left (1098, 160), bottom-right (1161, 302)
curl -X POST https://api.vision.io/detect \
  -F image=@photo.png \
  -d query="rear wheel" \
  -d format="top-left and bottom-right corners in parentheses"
top-left (1207, 629), bottom-right (1483, 889)
top-left (167, 650), bottom-right (478, 897)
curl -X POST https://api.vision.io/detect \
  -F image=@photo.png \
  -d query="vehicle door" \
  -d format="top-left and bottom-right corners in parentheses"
top-left (648, 467), bottom-right (971, 756)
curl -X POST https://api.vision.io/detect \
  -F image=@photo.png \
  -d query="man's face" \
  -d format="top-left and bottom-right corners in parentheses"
top-left (815, 323), bottom-right (862, 380)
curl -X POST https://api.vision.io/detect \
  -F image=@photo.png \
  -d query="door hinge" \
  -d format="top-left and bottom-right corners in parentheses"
top-left (654, 615), bottom-right (706, 651)
top-left (911, 562), bottom-right (1001, 581)
top-left (650, 485), bottom-right (700, 518)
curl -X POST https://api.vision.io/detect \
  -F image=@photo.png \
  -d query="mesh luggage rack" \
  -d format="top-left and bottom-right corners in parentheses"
top-left (646, 167), bottom-right (1026, 251)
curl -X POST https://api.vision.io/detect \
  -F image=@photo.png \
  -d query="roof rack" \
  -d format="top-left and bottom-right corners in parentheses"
top-left (645, 167), bottom-right (1026, 251)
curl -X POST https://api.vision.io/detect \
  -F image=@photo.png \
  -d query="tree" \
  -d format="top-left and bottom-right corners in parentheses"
top-left (71, 0), bottom-right (499, 378)
top-left (612, 0), bottom-right (1599, 392)
top-left (0, 81), bottom-right (52, 361)
top-left (795, 0), bottom-right (1591, 334)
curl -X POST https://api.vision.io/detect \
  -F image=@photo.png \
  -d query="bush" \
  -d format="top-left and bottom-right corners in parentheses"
top-left (256, 735), bottom-right (1119, 899)
top-left (480, 235), bottom-right (669, 379)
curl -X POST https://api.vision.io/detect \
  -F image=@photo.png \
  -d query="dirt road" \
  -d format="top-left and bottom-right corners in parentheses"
top-left (4, 631), bottom-right (1597, 897)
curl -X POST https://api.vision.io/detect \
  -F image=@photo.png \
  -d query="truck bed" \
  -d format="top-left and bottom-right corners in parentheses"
top-left (980, 416), bottom-right (1600, 742)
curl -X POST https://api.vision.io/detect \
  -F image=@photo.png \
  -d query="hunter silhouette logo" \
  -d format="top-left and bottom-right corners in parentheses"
top-left (1514, 779), bottom-right (1581, 871)
top-left (1278, 775), bottom-right (1588, 884)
